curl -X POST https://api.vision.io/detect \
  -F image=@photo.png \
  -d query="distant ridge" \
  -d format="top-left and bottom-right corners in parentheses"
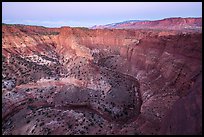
top-left (91, 17), bottom-right (202, 30)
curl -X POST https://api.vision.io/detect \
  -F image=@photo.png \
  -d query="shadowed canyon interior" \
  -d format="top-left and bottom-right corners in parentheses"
top-left (2, 23), bottom-right (202, 135)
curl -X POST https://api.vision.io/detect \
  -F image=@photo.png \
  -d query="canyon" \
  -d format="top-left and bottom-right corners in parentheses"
top-left (2, 18), bottom-right (202, 135)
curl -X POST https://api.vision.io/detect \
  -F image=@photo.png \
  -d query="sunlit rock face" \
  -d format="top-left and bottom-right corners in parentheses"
top-left (2, 24), bottom-right (202, 135)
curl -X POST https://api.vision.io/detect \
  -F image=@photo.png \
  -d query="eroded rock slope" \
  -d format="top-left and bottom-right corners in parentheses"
top-left (2, 24), bottom-right (202, 135)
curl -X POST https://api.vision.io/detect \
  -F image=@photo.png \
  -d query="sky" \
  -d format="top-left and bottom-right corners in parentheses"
top-left (2, 2), bottom-right (202, 28)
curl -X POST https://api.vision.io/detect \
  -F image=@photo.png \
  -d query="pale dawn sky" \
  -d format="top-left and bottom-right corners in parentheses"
top-left (2, 2), bottom-right (202, 28)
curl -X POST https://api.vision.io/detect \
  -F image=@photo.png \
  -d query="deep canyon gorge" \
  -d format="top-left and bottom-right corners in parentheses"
top-left (2, 18), bottom-right (202, 135)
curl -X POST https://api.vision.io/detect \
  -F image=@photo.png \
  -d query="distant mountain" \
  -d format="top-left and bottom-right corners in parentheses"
top-left (91, 17), bottom-right (202, 30)
top-left (91, 20), bottom-right (148, 29)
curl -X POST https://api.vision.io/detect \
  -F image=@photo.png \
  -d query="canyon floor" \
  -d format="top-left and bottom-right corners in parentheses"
top-left (2, 24), bottom-right (202, 135)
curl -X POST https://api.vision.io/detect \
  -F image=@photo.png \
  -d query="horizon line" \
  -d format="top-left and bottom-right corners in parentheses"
top-left (2, 16), bottom-right (202, 28)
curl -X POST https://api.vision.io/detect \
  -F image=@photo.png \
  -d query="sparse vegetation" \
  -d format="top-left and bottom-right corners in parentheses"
top-left (74, 27), bottom-right (90, 30)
